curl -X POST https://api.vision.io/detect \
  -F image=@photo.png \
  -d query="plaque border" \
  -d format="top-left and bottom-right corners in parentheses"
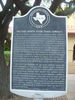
top-left (10, 6), bottom-right (68, 98)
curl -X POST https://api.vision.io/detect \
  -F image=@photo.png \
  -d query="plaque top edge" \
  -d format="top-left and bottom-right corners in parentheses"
top-left (13, 6), bottom-right (67, 19)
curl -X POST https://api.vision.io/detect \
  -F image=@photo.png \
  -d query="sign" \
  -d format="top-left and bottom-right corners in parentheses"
top-left (10, 6), bottom-right (68, 98)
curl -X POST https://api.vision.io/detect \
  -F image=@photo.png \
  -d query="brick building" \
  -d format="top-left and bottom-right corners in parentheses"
top-left (68, 13), bottom-right (75, 73)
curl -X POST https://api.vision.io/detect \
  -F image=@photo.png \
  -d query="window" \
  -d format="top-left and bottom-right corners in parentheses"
top-left (73, 44), bottom-right (75, 60)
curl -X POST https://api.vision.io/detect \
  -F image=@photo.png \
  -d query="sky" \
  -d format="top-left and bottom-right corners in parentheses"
top-left (0, 0), bottom-right (72, 12)
top-left (0, 0), bottom-right (7, 12)
top-left (0, 0), bottom-right (72, 32)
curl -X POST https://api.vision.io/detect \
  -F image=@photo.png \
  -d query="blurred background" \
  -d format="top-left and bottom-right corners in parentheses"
top-left (0, 0), bottom-right (75, 100)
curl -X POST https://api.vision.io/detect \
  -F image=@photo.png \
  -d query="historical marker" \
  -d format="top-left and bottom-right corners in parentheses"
top-left (10, 6), bottom-right (68, 98)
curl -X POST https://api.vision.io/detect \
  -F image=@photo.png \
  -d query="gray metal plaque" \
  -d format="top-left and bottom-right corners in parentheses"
top-left (10, 6), bottom-right (67, 98)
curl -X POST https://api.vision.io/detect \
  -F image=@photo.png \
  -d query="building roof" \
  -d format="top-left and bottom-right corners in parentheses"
top-left (67, 13), bottom-right (75, 33)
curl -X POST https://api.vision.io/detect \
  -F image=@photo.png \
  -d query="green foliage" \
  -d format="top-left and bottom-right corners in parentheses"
top-left (4, 51), bottom-right (10, 65)
top-left (4, 32), bottom-right (11, 51)
top-left (4, 41), bottom-right (10, 51)
top-left (55, 6), bottom-right (63, 14)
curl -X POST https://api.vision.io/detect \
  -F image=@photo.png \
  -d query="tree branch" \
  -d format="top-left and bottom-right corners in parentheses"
top-left (3, 7), bottom-right (18, 28)
top-left (0, 7), bottom-right (18, 39)
top-left (56, 7), bottom-right (75, 16)
top-left (0, 0), bottom-right (13, 29)
top-left (64, 0), bottom-right (74, 5)
top-left (33, 0), bottom-right (41, 6)
top-left (12, 0), bottom-right (30, 15)
top-left (0, 0), bottom-right (4, 9)
top-left (50, 0), bottom-right (64, 13)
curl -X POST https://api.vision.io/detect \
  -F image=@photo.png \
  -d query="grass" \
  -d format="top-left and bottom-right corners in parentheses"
top-left (4, 51), bottom-right (10, 65)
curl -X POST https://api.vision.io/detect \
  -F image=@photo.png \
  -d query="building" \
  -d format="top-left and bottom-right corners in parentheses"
top-left (68, 13), bottom-right (75, 74)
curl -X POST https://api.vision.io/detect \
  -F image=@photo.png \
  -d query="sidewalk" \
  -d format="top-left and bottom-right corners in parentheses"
top-left (67, 74), bottom-right (75, 100)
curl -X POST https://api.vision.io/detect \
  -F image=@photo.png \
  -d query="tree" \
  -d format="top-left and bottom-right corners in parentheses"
top-left (0, 0), bottom-right (75, 99)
